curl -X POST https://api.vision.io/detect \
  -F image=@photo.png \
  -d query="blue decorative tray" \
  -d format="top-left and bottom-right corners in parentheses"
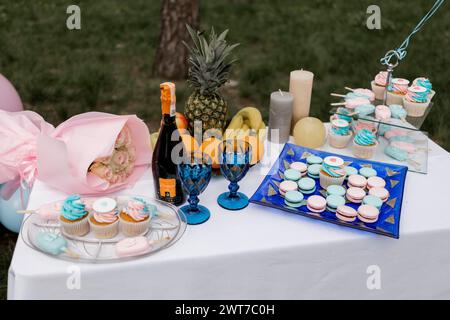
top-left (250, 144), bottom-right (408, 238)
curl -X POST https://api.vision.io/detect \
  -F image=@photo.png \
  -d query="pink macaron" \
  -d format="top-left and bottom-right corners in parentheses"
top-left (336, 205), bottom-right (358, 222)
top-left (279, 180), bottom-right (298, 197)
top-left (306, 195), bottom-right (327, 213)
top-left (357, 205), bottom-right (380, 223)
top-left (346, 187), bottom-right (366, 203)
top-left (375, 105), bottom-right (391, 120)
top-left (367, 176), bottom-right (386, 189)
top-left (369, 187), bottom-right (390, 202)
top-left (290, 162), bottom-right (308, 176)
top-left (347, 174), bottom-right (367, 189)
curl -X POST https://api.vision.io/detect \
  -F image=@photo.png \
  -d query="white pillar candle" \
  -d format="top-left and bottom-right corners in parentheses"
top-left (289, 69), bottom-right (314, 129)
top-left (268, 90), bottom-right (293, 144)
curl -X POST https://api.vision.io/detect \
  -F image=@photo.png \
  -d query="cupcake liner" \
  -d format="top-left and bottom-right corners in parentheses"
top-left (319, 170), bottom-right (345, 189)
top-left (329, 132), bottom-right (352, 149)
top-left (403, 97), bottom-right (429, 117)
top-left (429, 90), bottom-right (436, 101)
top-left (386, 91), bottom-right (405, 106)
top-left (60, 215), bottom-right (90, 236)
top-left (119, 214), bottom-right (151, 237)
top-left (89, 218), bottom-right (119, 239)
top-left (371, 81), bottom-right (386, 100)
top-left (352, 140), bottom-right (378, 159)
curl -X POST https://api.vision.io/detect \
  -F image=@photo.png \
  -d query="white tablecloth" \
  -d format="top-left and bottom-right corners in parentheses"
top-left (8, 137), bottom-right (450, 300)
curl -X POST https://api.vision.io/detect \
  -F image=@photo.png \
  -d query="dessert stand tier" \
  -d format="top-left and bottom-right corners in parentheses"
top-left (329, 107), bottom-right (429, 174)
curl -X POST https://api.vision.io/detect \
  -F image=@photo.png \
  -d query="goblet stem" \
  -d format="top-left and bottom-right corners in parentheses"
top-left (228, 182), bottom-right (239, 198)
top-left (188, 193), bottom-right (200, 212)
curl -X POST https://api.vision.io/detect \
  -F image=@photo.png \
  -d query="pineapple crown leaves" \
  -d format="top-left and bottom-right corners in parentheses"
top-left (183, 24), bottom-right (239, 95)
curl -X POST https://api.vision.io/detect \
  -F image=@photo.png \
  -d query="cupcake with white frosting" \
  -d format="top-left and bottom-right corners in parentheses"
top-left (89, 197), bottom-right (119, 239)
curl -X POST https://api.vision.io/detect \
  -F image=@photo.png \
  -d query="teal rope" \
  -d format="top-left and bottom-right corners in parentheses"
top-left (381, 0), bottom-right (445, 65)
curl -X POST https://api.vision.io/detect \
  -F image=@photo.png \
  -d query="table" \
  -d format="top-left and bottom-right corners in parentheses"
top-left (8, 137), bottom-right (450, 300)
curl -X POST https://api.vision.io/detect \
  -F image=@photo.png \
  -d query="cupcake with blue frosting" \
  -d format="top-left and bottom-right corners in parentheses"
top-left (319, 156), bottom-right (346, 189)
top-left (328, 118), bottom-right (352, 149)
top-left (352, 129), bottom-right (378, 159)
top-left (59, 194), bottom-right (90, 236)
top-left (403, 84), bottom-right (431, 117)
top-left (413, 77), bottom-right (434, 99)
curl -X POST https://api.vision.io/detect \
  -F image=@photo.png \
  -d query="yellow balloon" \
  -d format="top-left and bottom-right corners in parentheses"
top-left (293, 117), bottom-right (326, 149)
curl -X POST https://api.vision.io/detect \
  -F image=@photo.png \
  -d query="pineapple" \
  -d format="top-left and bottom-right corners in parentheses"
top-left (184, 24), bottom-right (239, 133)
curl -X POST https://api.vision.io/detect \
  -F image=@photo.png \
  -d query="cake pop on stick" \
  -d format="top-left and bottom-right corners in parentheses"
top-left (344, 88), bottom-right (376, 102)
top-left (384, 146), bottom-right (421, 169)
top-left (36, 232), bottom-right (79, 258)
top-left (17, 202), bottom-right (62, 220)
top-left (331, 97), bottom-right (371, 109)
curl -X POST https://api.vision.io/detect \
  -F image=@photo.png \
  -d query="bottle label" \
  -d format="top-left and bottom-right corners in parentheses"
top-left (159, 178), bottom-right (176, 198)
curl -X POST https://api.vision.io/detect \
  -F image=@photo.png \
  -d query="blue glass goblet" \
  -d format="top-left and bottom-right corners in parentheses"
top-left (217, 139), bottom-right (252, 210)
top-left (178, 152), bottom-right (212, 225)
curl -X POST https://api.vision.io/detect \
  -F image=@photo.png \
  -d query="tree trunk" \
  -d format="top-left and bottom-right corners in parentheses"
top-left (152, 0), bottom-right (199, 79)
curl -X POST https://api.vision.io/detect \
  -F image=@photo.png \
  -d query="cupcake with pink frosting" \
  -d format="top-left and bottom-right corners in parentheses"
top-left (119, 197), bottom-right (153, 236)
top-left (371, 71), bottom-right (388, 100)
top-left (386, 78), bottom-right (410, 106)
top-left (89, 197), bottom-right (119, 239)
top-left (403, 85), bottom-right (430, 117)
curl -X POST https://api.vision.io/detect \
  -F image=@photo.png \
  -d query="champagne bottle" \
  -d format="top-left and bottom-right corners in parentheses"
top-left (152, 82), bottom-right (185, 205)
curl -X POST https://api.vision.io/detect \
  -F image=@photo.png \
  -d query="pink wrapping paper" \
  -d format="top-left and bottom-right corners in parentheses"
top-left (0, 110), bottom-right (54, 199)
top-left (37, 112), bottom-right (152, 195)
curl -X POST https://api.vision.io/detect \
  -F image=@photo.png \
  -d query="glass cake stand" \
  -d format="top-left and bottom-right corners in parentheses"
top-left (329, 107), bottom-right (429, 174)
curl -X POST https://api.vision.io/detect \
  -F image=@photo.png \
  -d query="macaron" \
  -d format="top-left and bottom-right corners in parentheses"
top-left (357, 205), bottom-right (380, 224)
top-left (279, 180), bottom-right (298, 197)
top-left (336, 205), bottom-right (358, 222)
top-left (290, 162), bottom-right (308, 176)
top-left (326, 185), bottom-right (346, 197)
top-left (306, 195), bottom-right (327, 213)
top-left (297, 177), bottom-right (316, 195)
top-left (347, 174), bottom-right (367, 189)
top-left (346, 187), bottom-right (366, 203)
top-left (306, 155), bottom-right (323, 165)
top-left (359, 167), bottom-right (377, 178)
top-left (326, 195), bottom-right (346, 212)
top-left (363, 195), bottom-right (383, 210)
top-left (284, 169), bottom-right (301, 182)
top-left (367, 176), bottom-right (386, 189)
top-left (284, 191), bottom-right (304, 208)
top-left (368, 187), bottom-right (390, 202)
top-left (307, 164), bottom-right (321, 179)
top-left (344, 166), bottom-right (358, 177)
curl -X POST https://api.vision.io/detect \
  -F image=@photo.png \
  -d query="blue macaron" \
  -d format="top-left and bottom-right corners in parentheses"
top-left (307, 155), bottom-right (323, 165)
top-left (326, 194), bottom-right (346, 212)
top-left (363, 195), bottom-right (383, 210)
top-left (298, 177), bottom-right (316, 195)
top-left (326, 185), bottom-right (346, 197)
top-left (284, 169), bottom-right (301, 182)
top-left (359, 167), bottom-right (377, 178)
top-left (344, 166), bottom-right (358, 177)
top-left (307, 164), bottom-right (321, 179)
top-left (284, 191), bottom-right (304, 208)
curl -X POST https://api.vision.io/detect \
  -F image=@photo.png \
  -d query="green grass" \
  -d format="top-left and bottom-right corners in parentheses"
top-left (0, 0), bottom-right (449, 299)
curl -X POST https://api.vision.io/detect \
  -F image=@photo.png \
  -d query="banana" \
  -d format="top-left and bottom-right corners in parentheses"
top-left (227, 114), bottom-right (244, 130)
top-left (236, 107), bottom-right (263, 130)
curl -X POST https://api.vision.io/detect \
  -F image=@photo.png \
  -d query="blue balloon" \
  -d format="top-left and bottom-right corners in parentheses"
top-left (0, 184), bottom-right (30, 233)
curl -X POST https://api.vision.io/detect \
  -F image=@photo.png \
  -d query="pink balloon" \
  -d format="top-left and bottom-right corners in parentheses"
top-left (0, 73), bottom-right (23, 112)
